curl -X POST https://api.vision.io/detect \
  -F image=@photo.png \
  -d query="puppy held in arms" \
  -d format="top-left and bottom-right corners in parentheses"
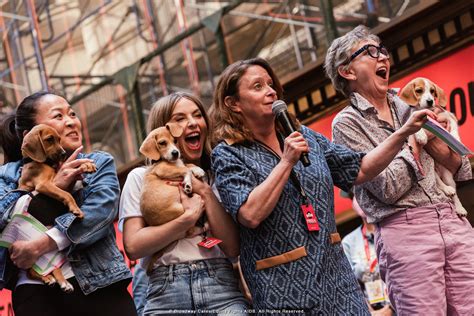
top-left (400, 77), bottom-right (467, 216)
top-left (139, 123), bottom-right (206, 271)
top-left (18, 124), bottom-right (96, 292)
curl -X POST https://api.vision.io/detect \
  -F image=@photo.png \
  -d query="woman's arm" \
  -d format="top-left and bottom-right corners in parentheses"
top-left (54, 152), bottom-right (120, 250)
top-left (423, 137), bottom-right (462, 175)
top-left (191, 176), bottom-right (240, 257)
top-left (123, 189), bottom-right (204, 260)
top-left (355, 109), bottom-right (434, 184)
top-left (236, 132), bottom-right (308, 229)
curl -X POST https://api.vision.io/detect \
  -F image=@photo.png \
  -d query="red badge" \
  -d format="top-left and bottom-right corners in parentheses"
top-left (198, 237), bottom-right (222, 249)
top-left (301, 203), bottom-right (320, 231)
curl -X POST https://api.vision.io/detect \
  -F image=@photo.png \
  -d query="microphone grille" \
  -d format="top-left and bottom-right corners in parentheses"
top-left (272, 100), bottom-right (287, 115)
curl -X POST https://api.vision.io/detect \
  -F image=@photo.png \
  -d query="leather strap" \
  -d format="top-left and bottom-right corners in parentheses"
top-left (256, 246), bottom-right (307, 271)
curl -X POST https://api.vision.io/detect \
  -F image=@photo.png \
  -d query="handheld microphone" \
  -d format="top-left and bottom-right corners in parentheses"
top-left (272, 100), bottom-right (311, 167)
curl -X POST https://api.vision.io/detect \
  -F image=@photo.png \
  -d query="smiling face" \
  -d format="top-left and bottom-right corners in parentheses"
top-left (168, 98), bottom-right (208, 165)
top-left (233, 65), bottom-right (278, 124)
top-left (343, 39), bottom-right (390, 99)
top-left (34, 94), bottom-right (83, 154)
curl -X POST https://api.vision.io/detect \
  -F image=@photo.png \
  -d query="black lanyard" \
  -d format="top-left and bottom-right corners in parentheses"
top-left (255, 135), bottom-right (311, 205)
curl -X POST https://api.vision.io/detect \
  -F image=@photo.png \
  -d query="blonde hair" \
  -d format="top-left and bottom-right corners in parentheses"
top-left (209, 58), bottom-right (283, 145)
top-left (146, 92), bottom-right (212, 166)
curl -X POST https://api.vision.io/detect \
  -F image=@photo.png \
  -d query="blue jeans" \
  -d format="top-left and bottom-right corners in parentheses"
top-left (132, 263), bottom-right (149, 316)
top-left (143, 258), bottom-right (249, 315)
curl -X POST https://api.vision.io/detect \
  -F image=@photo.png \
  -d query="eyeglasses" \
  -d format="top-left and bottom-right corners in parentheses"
top-left (348, 44), bottom-right (389, 63)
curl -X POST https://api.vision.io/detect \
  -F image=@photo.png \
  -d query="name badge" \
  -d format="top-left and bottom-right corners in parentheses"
top-left (300, 203), bottom-right (320, 231)
top-left (198, 237), bottom-right (222, 249)
top-left (365, 279), bottom-right (385, 305)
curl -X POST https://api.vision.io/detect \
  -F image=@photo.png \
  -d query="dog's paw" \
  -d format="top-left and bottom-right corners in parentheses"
top-left (70, 206), bottom-right (84, 219)
top-left (415, 131), bottom-right (428, 146)
top-left (42, 275), bottom-right (57, 286)
top-left (59, 280), bottom-right (74, 293)
top-left (81, 162), bottom-right (97, 173)
top-left (441, 185), bottom-right (456, 197)
top-left (190, 167), bottom-right (206, 179)
top-left (183, 182), bottom-right (192, 195)
top-left (456, 207), bottom-right (468, 217)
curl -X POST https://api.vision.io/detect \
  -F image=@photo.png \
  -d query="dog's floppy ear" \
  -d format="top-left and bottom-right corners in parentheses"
top-left (165, 123), bottom-right (183, 138)
top-left (399, 80), bottom-right (418, 106)
top-left (431, 80), bottom-right (447, 108)
top-left (21, 126), bottom-right (47, 162)
top-left (139, 129), bottom-right (161, 160)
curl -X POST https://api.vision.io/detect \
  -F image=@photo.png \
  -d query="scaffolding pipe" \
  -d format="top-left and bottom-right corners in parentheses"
top-left (70, 0), bottom-right (245, 105)
top-left (175, 0), bottom-right (200, 96)
top-left (43, 0), bottom-right (113, 50)
top-left (14, 15), bottom-right (32, 93)
top-left (0, 2), bottom-right (115, 81)
top-left (61, 12), bottom-right (92, 152)
top-left (25, 0), bottom-right (49, 89)
top-left (286, 5), bottom-right (303, 69)
top-left (0, 13), bottom-right (22, 102)
top-left (319, 0), bottom-right (339, 45)
top-left (98, 0), bottom-right (137, 161)
top-left (143, 0), bottom-right (168, 95)
top-left (301, 0), bottom-right (317, 62)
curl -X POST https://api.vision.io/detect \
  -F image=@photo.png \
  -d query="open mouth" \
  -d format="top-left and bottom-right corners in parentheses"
top-left (375, 67), bottom-right (388, 79)
top-left (184, 132), bottom-right (201, 150)
top-left (66, 131), bottom-right (79, 138)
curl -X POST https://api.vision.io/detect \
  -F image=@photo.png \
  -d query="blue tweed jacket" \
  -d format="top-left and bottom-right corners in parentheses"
top-left (212, 125), bottom-right (370, 315)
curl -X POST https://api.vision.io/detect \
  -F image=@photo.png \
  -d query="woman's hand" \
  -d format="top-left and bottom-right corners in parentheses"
top-left (281, 131), bottom-right (309, 165)
top-left (178, 186), bottom-right (205, 231)
top-left (190, 175), bottom-right (210, 197)
top-left (54, 146), bottom-right (94, 190)
top-left (371, 305), bottom-right (394, 316)
top-left (398, 109), bottom-right (436, 137)
top-left (9, 235), bottom-right (57, 269)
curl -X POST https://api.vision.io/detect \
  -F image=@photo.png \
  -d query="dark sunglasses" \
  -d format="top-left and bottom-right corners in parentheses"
top-left (348, 44), bottom-right (389, 63)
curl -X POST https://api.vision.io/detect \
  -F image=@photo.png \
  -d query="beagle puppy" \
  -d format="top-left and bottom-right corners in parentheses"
top-left (139, 123), bottom-right (205, 271)
top-left (18, 124), bottom-right (96, 292)
top-left (400, 78), bottom-right (467, 216)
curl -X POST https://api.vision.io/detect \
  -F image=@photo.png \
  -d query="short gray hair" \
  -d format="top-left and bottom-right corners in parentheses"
top-left (324, 25), bottom-right (380, 96)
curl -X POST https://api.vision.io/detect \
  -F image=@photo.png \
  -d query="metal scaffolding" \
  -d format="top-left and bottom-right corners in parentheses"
top-left (0, 0), bottom-right (419, 166)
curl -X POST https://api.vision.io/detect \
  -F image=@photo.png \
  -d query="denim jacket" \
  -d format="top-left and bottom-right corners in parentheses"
top-left (0, 151), bottom-right (132, 294)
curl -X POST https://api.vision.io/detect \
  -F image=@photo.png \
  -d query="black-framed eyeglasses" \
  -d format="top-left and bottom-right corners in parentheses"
top-left (348, 44), bottom-right (389, 63)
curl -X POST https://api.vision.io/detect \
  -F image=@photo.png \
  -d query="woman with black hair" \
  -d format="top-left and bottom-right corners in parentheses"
top-left (0, 91), bottom-right (136, 316)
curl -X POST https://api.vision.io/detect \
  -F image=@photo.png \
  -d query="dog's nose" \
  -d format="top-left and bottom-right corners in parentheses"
top-left (427, 99), bottom-right (434, 106)
top-left (172, 150), bottom-right (179, 159)
top-left (60, 149), bottom-right (67, 160)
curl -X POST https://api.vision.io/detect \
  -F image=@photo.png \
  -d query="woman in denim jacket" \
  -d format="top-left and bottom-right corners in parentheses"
top-left (0, 91), bottom-right (136, 316)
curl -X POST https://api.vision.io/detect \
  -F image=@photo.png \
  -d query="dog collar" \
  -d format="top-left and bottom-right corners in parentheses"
top-left (22, 157), bottom-right (60, 169)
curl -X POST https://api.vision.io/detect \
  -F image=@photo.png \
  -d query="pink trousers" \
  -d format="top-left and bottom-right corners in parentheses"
top-left (375, 203), bottom-right (474, 316)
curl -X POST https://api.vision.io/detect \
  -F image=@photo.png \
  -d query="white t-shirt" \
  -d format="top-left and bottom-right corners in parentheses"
top-left (118, 167), bottom-right (225, 267)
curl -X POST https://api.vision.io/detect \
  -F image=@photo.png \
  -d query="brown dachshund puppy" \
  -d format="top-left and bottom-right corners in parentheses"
top-left (139, 123), bottom-right (205, 272)
top-left (18, 124), bottom-right (96, 292)
top-left (400, 78), bottom-right (467, 216)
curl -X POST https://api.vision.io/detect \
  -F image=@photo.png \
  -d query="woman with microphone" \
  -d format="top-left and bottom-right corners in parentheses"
top-left (209, 57), bottom-right (434, 313)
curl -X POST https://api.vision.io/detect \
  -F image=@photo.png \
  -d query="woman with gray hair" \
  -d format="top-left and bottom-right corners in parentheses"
top-left (328, 25), bottom-right (474, 315)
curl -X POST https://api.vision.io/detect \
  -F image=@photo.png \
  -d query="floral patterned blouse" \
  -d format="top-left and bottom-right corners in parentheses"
top-left (332, 91), bottom-right (472, 223)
